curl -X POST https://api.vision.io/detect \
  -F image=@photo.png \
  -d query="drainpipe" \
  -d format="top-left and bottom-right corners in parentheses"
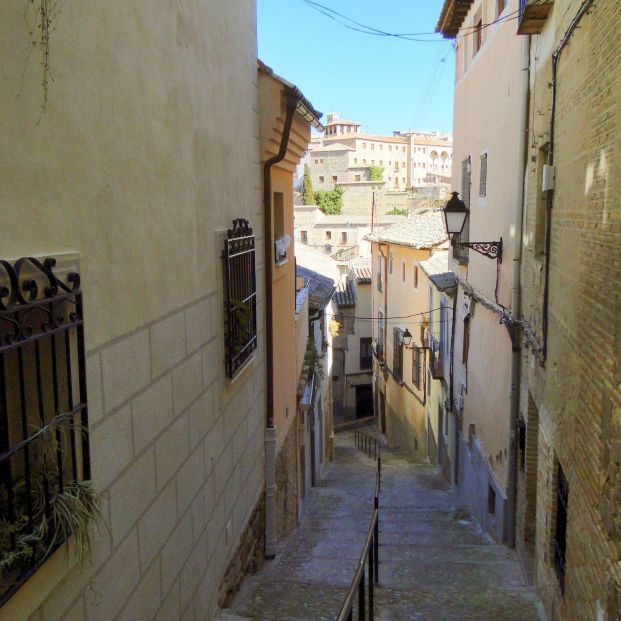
top-left (542, 0), bottom-right (595, 360)
top-left (263, 92), bottom-right (298, 559)
top-left (506, 34), bottom-right (530, 548)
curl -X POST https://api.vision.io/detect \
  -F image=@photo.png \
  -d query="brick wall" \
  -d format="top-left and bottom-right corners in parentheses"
top-left (519, 1), bottom-right (621, 618)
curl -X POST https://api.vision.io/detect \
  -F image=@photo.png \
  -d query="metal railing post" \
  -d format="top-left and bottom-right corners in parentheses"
top-left (374, 499), bottom-right (379, 583)
top-left (368, 538), bottom-right (374, 621)
top-left (358, 569), bottom-right (365, 620)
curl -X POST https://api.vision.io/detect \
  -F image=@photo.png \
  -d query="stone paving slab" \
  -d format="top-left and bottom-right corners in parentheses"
top-left (216, 429), bottom-right (544, 621)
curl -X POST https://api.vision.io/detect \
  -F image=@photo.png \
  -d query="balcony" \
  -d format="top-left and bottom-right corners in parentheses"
top-left (429, 337), bottom-right (444, 380)
top-left (517, 0), bottom-right (554, 35)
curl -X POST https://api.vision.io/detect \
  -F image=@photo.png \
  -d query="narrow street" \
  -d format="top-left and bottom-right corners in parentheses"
top-left (217, 430), bottom-right (543, 620)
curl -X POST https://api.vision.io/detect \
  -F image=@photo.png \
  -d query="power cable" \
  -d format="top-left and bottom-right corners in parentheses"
top-left (301, 0), bottom-right (522, 43)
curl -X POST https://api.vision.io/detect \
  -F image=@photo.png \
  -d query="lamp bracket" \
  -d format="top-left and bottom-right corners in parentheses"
top-left (452, 237), bottom-right (503, 262)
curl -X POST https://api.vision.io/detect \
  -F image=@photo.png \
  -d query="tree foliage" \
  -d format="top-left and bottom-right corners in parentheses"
top-left (368, 166), bottom-right (384, 181)
top-left (315, 186), bottom-right (345, 215)
top-left (302, 164), bottom-right (315, 205)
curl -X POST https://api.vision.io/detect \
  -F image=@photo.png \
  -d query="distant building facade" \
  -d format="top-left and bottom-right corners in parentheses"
top-left (332, 259), bottom-right (374, 426)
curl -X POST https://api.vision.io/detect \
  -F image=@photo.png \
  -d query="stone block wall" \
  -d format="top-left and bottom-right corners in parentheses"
top-left (14, 294), bottom-right (266, 621)
top-left (275, 414), bottom-right (299, 540)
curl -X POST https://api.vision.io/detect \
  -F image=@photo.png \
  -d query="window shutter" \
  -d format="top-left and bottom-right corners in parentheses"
top-left (479, 153), bottom-right (488, 197)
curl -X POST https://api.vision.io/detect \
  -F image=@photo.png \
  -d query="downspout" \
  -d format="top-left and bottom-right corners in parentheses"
top-left (449, 286), bottom-right (457, 484)
top-left (263, 91), bottom-right (298, 559)
top-left (542, 0), bottom-right (595, 360)
top-left (506, 34), bottom-right (530, 548)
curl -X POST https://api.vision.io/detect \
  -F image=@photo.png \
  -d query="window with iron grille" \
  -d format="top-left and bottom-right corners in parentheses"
top-left (359, 338), bottom-right (372, 370)
top-left (376, 311), bottom-right (384, 359)
top-left (479, 153), bottom-right (488, 197)
top-left (0, 257), bottom-right (90, 604)
top-left (553, 461), bottom-right (569, 595)
top-left (393, 327), bottom-right (403, 383)
top-left (454, 157), bottom-right (471, 262)
top-left (412, 346), bottom-right (422, 389)
top-left (223, 219), bottom-right (257, 379)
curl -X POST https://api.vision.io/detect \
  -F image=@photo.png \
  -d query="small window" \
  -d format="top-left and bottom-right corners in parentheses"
top-left (325, 231), bottom-right (331, 240)
top-left (363, 159), bottom-right (367, 164)
top-left (412, 347), bottom-right (422, 389)
top-left (479, 153), bottom-right (488, 197)
top-left (354, 158), bottom-right (358, 164)
top-left (0, 258), bottom-right (91, 600)
top-left (402, 146), bottom-right (406, 153)
top-left (401, 261), bottom-right (406, 283)
top-left (341, 231), bottom-right (347, 244)
top-left (319, 175), bottom-right (324, 183)
top-left (371, 143), bottom-right (375, 150)
top-left (473, 14), bottom-right (483, 56)
top-left (393, 328), bottom-right (404, 383)
top-left (360, 337), bottom-right (372, 370)
top-left (314, 159), bottom-right (319, 164)
top-left (332, 175), bottom-right (337, 183)
top-left (413, 264), bottom-right (419, 289)
top-left (300, 230), bottom-right (308, 244)
top-left (355, 174), bottom-right (361, 182)
top-left (273, 192), bottom-right (285, 241)
top-left (553, 461), bottom-right (569, 594)
top-left (462, 315), bottom-right (471, 365)
top-left (389, 145), bottom-right (392, 151)
top-left (363, 142), bottom-right (367, 149)
top-left (488, 485), bottom-right (496, 514)
top-left (379, 144), bottom-right (383, 150)
top-left (389, 252), bottom-right (394, 275)
top-left (371, 160), bottom-right (375, 165)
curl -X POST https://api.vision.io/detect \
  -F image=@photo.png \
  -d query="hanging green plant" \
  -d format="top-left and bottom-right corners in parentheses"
top-left (0, 418), bottom-right (105, 593)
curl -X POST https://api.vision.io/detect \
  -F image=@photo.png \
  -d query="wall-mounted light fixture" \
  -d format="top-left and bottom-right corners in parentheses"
top-left (443, 192), bottom-right (503, 263)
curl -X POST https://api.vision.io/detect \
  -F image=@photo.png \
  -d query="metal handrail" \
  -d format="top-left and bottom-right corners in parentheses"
top-left (354, 430), bottom-right (381, 462)
top-left (338, 433), bottom-right (382, 620)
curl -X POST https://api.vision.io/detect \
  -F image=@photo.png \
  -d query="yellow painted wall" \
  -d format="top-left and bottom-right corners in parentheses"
top-left (371, 242), bottom-right (433, 459)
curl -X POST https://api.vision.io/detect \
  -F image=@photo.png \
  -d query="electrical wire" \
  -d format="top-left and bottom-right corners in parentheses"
top-left (301, 0), bottom-right (522, 43)
top-left (332, 305), bottom-right (452, 321)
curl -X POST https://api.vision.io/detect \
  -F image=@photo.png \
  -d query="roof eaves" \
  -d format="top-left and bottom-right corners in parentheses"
top-left (258, 60), bottom-right (325, 131)
top-left (436, 0), bottom-right (474, 38)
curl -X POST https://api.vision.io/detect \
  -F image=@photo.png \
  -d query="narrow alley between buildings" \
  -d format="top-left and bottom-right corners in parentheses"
top-left (217, 429), bottom-right (543, 621)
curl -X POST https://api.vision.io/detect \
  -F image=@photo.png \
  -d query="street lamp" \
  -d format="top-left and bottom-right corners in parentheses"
top-left (401, 328), bottom-right (413, 348)
top-left (442, 192), bottom-right (503, 262)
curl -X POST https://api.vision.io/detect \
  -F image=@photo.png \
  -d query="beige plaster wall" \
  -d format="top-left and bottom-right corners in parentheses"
top-left (449, 0), bottom-right (523, 495)
top-left (0, 2), bottom-right (266, 620)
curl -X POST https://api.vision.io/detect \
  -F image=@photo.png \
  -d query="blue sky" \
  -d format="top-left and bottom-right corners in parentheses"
top-left (257, 0), bottom-right (455, 135)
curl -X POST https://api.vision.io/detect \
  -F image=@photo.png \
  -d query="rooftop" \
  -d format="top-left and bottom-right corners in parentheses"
top-left (364, 209), bottom-right (448, 249)
top-left (310, 142), bottom-right (355, 153)
top-left (436, 0), bottom-right (474, 38)
top-left (350, 257), bottom-right (372, 283)
top-left (334, 280), bottom-right (356, 308)
top-left (419, 250), bottom-right (449, 276)
top-left (295, 244), bottom-right (340, 310)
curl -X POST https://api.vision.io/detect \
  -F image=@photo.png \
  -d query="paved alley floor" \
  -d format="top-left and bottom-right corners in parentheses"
top-left (216, 430), bottom-right (543, 621)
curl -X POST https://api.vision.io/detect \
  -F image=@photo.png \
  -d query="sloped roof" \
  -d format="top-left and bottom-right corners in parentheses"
top-left (419, 250), bottom-right (449, 276)
top-left (334, 280), bottom-right (356, 307)
top-left (419, 251), bottom-right (457, 292)
top-left (310, 142), bottom-right (355, 153)
top-left (364, 209), bottom-right (448, 249)
top-left (295, 244), bottom-right (340, 310)
top-left (351, 257), bottom-right (372, 283)
top-left (436, 0), bottom-right (474, 38)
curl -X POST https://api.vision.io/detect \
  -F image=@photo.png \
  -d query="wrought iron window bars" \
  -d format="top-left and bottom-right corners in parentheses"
top-left (0, 257), bottom-right (89, 605)
top-left (222, 219), bottom-right (258, 379)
